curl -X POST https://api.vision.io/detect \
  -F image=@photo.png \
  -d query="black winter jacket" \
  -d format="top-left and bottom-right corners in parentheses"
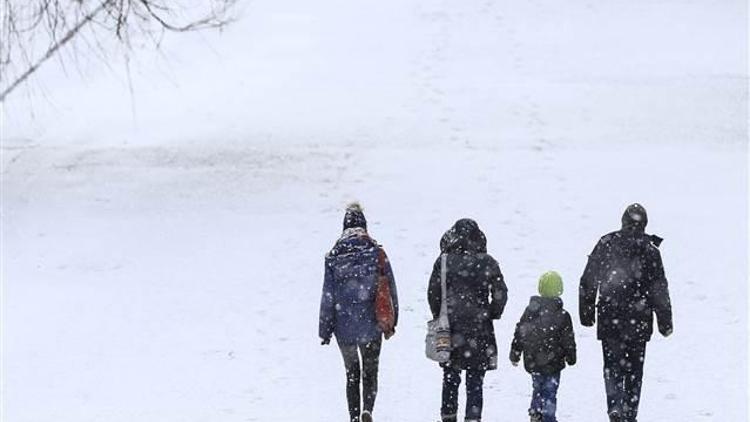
top-left (510, 296), bottom-right (576, 375)
top-left (579, 227), bottom-right (673, 342)
top-left (428, 219), bottom-right (508, 371)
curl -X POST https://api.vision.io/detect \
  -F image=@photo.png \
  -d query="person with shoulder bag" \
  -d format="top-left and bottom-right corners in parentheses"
top-left (427, 219), bottom-right (508, 422)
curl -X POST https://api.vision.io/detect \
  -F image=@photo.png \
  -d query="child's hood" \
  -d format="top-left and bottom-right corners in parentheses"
top-left (526, 295), bottom-right (564, 315)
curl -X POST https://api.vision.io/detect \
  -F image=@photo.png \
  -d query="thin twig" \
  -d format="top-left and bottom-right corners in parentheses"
top-left (0, 2), bottom-right (107, 101)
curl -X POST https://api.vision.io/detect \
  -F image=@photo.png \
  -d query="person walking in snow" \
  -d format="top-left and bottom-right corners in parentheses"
top-left (319, 203), bottom-right (399, 422)
top-left (579, 203), bottom-right (673, 422)
top-left (510, 271), bottom-right (577, 422)
top-left (428, 219), bottom-right (508, 422)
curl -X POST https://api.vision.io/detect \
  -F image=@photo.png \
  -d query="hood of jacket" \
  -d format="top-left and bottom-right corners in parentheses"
top-left (440, 218), bottom-right (487, 254)
top-left (526, 295), bottom-right (563, 315)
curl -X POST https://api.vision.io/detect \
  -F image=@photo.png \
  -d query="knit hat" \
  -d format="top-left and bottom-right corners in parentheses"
top-left (538, 271), bottom-right (563, 298)
top-left (343, 202), bottom-right (367, 230)
top-left (622, 203), bottom-right (648, 230)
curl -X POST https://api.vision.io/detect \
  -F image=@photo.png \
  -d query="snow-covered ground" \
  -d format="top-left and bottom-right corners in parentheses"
top-left (1, 0), bottom-right (747, 421)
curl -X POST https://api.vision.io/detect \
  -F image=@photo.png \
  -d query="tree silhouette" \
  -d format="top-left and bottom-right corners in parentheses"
top-left (0, 0), bottom-right (236, 101)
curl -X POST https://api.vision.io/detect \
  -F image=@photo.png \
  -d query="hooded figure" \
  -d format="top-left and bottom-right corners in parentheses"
top-left (430, 219), bottom-right (506, 370)
top-left (428, 219), bottom-right (508, 422)
top-left (579, 203), bottom-right (673, 422)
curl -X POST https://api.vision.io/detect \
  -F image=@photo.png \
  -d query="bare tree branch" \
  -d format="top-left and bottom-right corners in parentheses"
top-left (0, 0), bottom-right (237, 101)
top-left (0, 2), bottom-right (107, 101)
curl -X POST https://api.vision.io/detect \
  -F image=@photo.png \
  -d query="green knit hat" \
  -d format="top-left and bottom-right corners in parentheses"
top-left (538, 271), bottom-right (563, 298)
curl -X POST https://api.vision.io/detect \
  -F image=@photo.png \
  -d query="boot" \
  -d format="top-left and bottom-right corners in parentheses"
top-left (361, 411), bottom-right (373, 422)
top-left (608, 411), bottom-right (622, 422)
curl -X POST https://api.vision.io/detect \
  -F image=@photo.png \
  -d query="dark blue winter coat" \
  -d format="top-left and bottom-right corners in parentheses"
top-left (319, 229), bottom-right (398, 345)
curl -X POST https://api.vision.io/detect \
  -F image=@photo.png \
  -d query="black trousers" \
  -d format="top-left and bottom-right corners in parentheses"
top-left (602, 338), bottom-right (647, 422)
top-left (338, 339), bottom-right (382, 422)
top-left (441, 367), bottom-right (486, 422)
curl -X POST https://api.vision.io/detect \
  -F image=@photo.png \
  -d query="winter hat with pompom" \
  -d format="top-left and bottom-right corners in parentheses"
top-left (538, 271), bottom-right (563, 298)
top-left (343, 202), bottom-right (367, 231)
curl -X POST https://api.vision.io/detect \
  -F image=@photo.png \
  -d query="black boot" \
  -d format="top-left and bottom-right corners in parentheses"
top-left (608, 411), bottom-right (622, 422)
top-left (361, 410), bottom-right (373, 422)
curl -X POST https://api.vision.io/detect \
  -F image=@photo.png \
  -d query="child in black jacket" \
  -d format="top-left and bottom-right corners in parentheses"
top-left (510, 271), bottom-right (576, 422)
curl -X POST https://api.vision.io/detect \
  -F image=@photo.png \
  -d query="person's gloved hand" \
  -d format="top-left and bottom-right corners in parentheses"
top-left (489, 308), bottom-right (502, 320)
top-left (580, 314), bottom-right (595, 327)
top-left (383, 327), bottom-right (396, 340)
top-left (320, 337), bottom-right (331, 345)
top-left (659, 326), bottom-right (673, 338)
top-left (580, 306), bottom-right (596, 327)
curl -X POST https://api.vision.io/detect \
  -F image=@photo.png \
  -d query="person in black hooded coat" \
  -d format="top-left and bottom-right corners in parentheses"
top-left (428, 219), bottom-right (508, 422)
top-left (579, 204), bottom-right (673, 422)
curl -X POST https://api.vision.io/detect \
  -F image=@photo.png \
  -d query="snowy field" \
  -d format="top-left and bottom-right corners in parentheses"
top-left (2, 1), bottom-right (748, 421)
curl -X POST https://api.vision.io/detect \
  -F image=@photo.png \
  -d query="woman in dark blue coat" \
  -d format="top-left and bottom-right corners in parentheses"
top-left (428, 219), bottom-right (508, 422)
top-left (319, 203), bottom-right (398, 422)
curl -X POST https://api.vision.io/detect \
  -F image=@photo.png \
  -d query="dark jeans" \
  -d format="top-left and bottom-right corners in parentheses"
top-left (530, 372), bottom-right (560, 422)
top-left (602, 339), bottom-right (647, 422)
top-left (441, 367), bottom-right (486, 422)
top-left (338, 339), bottom-right (381, 422)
